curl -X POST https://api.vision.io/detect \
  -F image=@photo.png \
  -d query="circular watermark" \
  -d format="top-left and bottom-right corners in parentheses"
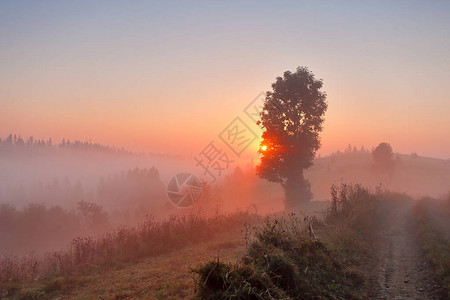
top-left (167, 172), bottom-right (203, 207)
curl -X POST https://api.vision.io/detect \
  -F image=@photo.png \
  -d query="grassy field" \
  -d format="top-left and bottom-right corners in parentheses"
top-left (3, 186), bottom-right (448, 299)
top-left (0, 211), bottom-right (257, 299)
top-left (0, 201), bottom-right (331, 299)
top-left (35, 230), bottom-right (245, 299)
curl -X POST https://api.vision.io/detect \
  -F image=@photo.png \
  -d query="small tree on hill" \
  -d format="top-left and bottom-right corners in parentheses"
top-left (372, 142), bottom-right (394, 171)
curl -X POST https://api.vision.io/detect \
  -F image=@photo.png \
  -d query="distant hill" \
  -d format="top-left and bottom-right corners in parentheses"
top-left (306, 152), bottom-right (450, 200)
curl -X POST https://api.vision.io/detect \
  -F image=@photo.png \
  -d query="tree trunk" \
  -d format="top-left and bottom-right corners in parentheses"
top-left (284, 171), bottom-right (312, 210)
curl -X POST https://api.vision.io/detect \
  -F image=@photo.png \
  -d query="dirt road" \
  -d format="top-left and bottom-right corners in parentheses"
top-left (368, 202), bottom-right (445, 299)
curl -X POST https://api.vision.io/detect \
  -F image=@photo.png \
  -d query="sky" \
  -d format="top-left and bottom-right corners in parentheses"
top-left (1, 0), bottom-right (450, 159)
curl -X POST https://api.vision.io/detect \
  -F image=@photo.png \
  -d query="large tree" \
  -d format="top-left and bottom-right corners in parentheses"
top-left (257, 67), bottom-right (327, 209)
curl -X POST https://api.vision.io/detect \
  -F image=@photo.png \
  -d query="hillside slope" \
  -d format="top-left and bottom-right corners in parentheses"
top-left (307, 153), bottom-right (450, 200)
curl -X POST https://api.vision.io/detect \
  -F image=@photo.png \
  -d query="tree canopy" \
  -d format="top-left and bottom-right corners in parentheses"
top-left (257, 66), bottom-right (327, 209)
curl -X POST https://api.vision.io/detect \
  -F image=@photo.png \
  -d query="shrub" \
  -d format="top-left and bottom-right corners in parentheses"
top-left (194, 213), bottom-right (359, 299)
top-left (194, 184), bottom-right (396, 299)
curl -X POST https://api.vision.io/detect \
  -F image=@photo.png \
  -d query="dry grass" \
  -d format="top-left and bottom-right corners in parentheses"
top-left (0, 209), bottom-right (258, 298)
top-left (61, 230), bottom-right (245, 299)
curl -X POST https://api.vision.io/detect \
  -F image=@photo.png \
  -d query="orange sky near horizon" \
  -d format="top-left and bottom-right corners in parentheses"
top-left (1, 1), bottom-right (449, 159)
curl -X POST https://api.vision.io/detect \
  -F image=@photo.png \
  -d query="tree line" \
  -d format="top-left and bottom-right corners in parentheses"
top-left (0, 133), bottom-right (132, 155)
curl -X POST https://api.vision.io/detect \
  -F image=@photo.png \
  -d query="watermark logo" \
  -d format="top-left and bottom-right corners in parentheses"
top-left (167, 173), bottom-right (203, 207)
top-left (193, 141), bottom-right (233, 183)
top-left (166, 92), bottom-right (269, 206)
top-left (244, 92), bottom-right (266, 123)
top-left (219, 117), bottom-right (257, 157)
